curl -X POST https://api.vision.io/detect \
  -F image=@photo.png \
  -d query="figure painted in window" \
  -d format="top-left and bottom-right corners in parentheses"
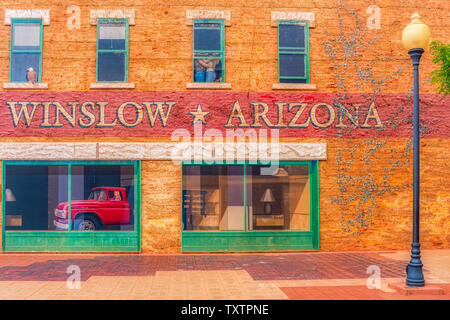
top-left (214, 60), bottom-right (223, 82)
top-left (26, 67), bottom-right (37, 84)
top-left (195, 59), bottom-right (220, 82)
top-left (205, 59), bottom-right (219, 82)
top-left (195, 59), bottom-right (207, 82)
top-left (111, 190), bottom-right (122, 202)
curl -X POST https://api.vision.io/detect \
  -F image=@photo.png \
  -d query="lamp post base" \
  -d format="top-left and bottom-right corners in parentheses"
top-left (406, 242), bottom-right (425, 287)
top-left (406, 269), bottom-right (425, 287)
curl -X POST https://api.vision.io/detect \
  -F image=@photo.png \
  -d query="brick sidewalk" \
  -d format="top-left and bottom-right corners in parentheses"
top-left (0, 250), bottom-right (448, 300)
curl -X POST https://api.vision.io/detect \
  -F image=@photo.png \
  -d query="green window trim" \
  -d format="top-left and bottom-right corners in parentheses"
top-left (277, 20), bottom-right (310, 84)
top-left (1, 160), bottom-right (141, 252)
top-left (180, 160), bottom-right (320, 252)
top-left (192, 19), bottom-right (225, 83)
top-left (10, 18), bottom-right (43, 83)
top-left (96, 18), bottom-right (129, 83)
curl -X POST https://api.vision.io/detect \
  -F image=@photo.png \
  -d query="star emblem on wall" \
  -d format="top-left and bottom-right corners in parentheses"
top-left (188, 104), bottom-right (210, 125)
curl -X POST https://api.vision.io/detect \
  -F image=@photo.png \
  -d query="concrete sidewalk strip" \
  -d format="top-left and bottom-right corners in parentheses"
top-left (380, 250), bottom-right (450, 283)
top-left (25, 281), bottom-right (68, 300)
top-left (258, 277), bottom-right (403, 287)
top-left (150, 270), bottom-right (288, 300)
top-left (0, 281), bottom-right (48, 299)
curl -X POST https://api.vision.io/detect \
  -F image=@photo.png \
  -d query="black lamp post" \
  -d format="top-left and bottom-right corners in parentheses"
top-left (402, 13), bottom-right (430, 287)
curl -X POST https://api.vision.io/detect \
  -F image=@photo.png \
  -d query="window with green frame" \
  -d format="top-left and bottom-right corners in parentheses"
top-left (10, 18), bottom-right (43, 83)
top-left (2, 161), bottom-right (141, 252)
top-left (193, 19), bottom-right (225, 83)
top-left (3, 163), bottom-right (136, 232)
top-left (278, 20), bottom-right (310, 84)
top-left (96, 18), bottom-right (129, 82)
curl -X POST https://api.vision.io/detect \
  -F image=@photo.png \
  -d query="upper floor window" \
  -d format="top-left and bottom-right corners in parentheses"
top-left (10, 19), bottom-right (43, 83)
top-left (278, 20), bottom-right (309, 84)
top-left (193, 19), bottom-right (224, 83)
top-left (97, 18), bottom-right (129, 82)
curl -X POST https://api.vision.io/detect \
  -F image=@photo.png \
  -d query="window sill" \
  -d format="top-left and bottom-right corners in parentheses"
top-left (3, 82), bottom-right (48, 89)
top-left (186, 82), bottom-right (232, 89)
top-left (272, 83), bottom-right (317, 90)
top-left (90, 82), bottom-right (135, 89)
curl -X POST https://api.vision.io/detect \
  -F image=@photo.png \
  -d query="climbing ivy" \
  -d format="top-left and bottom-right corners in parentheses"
top-left (323, 0), bottom-right (437, 239)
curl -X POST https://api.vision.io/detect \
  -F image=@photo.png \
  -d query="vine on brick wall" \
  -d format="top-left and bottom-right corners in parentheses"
top-left (324, 0), bottom-right (437, 238)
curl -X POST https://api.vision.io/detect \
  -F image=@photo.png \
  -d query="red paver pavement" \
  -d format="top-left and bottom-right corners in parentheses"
top-left (0, 250), bottom-right (448, 300)
top-left (0, 251), bottom-right (406, 281)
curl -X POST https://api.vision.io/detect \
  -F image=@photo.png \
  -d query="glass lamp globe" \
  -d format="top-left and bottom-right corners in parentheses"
top-left (402, 13), bottom-right (430, 51)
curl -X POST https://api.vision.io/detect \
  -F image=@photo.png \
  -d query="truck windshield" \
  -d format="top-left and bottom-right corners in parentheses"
top-left (88, 190), bottom-right (107, 201)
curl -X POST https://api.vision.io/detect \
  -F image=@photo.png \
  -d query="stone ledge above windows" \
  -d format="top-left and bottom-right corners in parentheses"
top-left (271, 11), bottom-right (315, 28)
top-left (89, 9), bottom-right (135, 25)
top-left (186, 10), bottom-right (231, 26)
top-left (272, 83), bottom-right (317, 90)
top-left (3, 82), bottom-right (48, 89)
top-left (90, 82), bottom-right (135, 89)
top-left (0, 142), bottom-right (327, 161)
top-left (186, 82), bottom-right (232, 90)
top-left (0, 143), bottom-right (97, 160)
top-left (4, 9), bottom-right (50, 25)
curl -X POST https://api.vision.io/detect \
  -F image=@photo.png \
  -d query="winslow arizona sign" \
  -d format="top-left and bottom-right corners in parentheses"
top-left (1, 92), bottom-right (448, 138)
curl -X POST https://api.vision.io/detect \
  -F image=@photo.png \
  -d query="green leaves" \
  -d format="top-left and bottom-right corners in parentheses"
top-left (430, 40), bottom-right (450, 96)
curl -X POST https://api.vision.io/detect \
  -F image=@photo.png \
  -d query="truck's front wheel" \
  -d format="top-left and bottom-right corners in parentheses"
top-left (74, 215), bottom-right (100, 231)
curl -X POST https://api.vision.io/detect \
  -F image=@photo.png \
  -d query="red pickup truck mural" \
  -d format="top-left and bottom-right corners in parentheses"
top-left (53, 187), bottom-right (131, 231)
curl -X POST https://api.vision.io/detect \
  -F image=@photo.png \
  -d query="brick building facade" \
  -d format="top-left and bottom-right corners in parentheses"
top-left (0, 0), bottom-right (448, 253)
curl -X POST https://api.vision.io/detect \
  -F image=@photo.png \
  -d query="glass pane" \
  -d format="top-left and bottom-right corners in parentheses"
top-left (11, 53), bottom-right (40, 82)
top-left (279, 24), bottom-right (305, 48)
top-left (194, 23), bottom-right (221, 51)
top-left (98, 22), bottom-right (126, 50)
top-left (279, 53), bottom-right (305, 77)
top-left (183, 165), bottom-right (245, 231)
top-left (97, 52), bottom-right (125, 81)
top-left (246, 165), bottom-right (310, 231)
top-left (194, 57), bottom-right (223, 83)
top-left (71, 165), bottom-right (135, 231)
top-left (4, 165), bottom-right (68, 231)
top-left (12, 22), bottom-right (41, 50)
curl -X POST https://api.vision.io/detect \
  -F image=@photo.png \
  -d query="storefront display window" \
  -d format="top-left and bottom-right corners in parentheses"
top-left (70, 165), bottom-right (135, 231)
top-left (183, 163), bottom-right (310, 232)
top-left (182, 165), bottom-right (245, 231)
top-left (4, 165), bottom-right (68, 231)
top-left (2, 161), bottom-right (140, 252)
top-left (247, 165), bottom-right (310, 231)
top-left (181, 161), bottom-right (319, 252)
